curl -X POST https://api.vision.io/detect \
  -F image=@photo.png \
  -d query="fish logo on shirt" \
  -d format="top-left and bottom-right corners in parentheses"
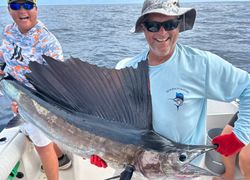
top-left (171, 92), bottom-right (184, 110)
top-left (10, 43), bottom-right (24, 62)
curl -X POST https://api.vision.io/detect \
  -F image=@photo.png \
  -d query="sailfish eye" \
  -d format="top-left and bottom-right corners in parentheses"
top-left (179, 152), bottom-right (187, 162)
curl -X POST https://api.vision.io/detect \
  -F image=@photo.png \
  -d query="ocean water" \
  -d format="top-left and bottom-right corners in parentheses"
top-left (0, 2), bottom-right (250, 128)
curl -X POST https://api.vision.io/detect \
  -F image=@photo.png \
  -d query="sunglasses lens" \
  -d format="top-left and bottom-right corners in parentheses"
top-left (23, 2), bottom-right (34, 10)
top-left (143, 22), bottom-right (160, 32)
top-left (9, 2), bottom-right (34, 10)
top-left (144, 19), bottom-right (180, 32)
top-left (163, 20), bottom-right (180, 31)
top-left (9, 3), bottom-right (21, 10)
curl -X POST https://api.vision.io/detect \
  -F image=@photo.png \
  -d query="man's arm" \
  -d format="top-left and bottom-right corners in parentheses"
top-left (204, 53), bottom-right (250, 155)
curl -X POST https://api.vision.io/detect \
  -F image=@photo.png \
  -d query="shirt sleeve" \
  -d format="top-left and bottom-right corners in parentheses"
top-left (205, 52), bottom-right (250, 144)
top-left (115, 57), bottom-right (133, 69)
top-left (42, 31), bottom-right (64, 62)
top-left (116, 50), bottom-right (148, 69)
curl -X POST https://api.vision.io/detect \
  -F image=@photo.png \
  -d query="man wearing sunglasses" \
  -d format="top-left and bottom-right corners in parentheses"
top-left (116, 0), bottom-right (250, 179)
top-left (0, 0), bottom-right (73, 180)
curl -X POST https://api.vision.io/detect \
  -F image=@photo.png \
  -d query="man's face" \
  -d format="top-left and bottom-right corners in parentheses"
top-left (8, 0), bottom-right (38, 34)
top-left (142, 13), bottom-right (180, 65)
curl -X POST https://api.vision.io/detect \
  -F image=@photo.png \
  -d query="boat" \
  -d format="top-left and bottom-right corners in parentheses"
top-left (0, 99), bottom-right (244, 180)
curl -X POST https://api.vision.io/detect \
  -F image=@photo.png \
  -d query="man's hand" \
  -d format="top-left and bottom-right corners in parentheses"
top-left (212, 132), bottom-right (245, 156)
top-left (90, 154), bottom-right (107, 168)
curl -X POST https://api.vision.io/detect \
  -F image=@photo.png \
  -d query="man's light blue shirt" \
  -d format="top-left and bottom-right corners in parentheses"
top-left (116, 43), bottom-right (250, 146)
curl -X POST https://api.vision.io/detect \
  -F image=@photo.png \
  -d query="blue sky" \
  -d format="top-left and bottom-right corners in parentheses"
top-left (0, 0), bottom-right (250, 6)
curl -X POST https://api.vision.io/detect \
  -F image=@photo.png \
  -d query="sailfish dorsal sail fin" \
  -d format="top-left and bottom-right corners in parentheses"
top-left (26, 56), bottom-right (152, 130)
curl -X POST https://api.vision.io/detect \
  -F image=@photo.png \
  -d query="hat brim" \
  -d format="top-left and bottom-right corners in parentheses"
top-left (132, 7), bottom-right (196, 33)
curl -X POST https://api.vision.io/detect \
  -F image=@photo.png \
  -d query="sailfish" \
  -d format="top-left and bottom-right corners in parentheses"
top-left (0, 55), bottom-right (216, 179)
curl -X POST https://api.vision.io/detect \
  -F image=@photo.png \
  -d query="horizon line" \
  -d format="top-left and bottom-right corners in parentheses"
top-left (0, 0), bottom-right (250, 6)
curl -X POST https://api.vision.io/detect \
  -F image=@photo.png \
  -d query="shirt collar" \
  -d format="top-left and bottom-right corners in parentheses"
top-left (12, 20), bottom-right (44, 37)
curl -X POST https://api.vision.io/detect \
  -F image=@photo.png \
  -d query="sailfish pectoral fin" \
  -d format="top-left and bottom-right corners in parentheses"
top-left (179, 163), bottom-right (216, 177)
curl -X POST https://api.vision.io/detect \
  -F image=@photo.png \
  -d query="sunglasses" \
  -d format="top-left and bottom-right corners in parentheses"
top-left (9, 2), bottom-right (35, 11)
top-left (143, 18), bottom-right (182, 32)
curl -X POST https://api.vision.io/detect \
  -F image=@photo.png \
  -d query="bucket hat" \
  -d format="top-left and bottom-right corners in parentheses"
top-left (8, 0), bottom-right (36, 4)
top-left (133, 0), bottom-right (196, 33)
